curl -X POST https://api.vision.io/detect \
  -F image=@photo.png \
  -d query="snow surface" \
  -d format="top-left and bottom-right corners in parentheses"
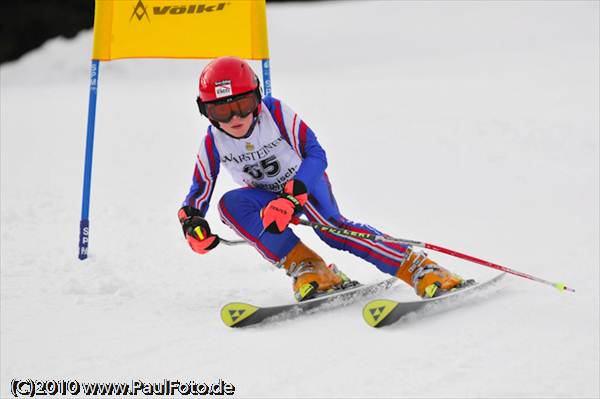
top-left (1, 1), bottom-right (599, 398)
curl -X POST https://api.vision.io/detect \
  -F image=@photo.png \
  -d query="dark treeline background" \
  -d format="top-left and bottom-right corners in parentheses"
top-left (0, 0), bottom-right (325, 64)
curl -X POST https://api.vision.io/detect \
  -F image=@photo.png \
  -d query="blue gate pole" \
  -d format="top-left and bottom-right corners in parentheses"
top-left (261, 59), bottom-right (271, 96)
top-left (78, 59), bottom-right (100, 260)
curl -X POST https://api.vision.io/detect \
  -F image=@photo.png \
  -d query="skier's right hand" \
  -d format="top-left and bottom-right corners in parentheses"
top-left (178, 206), bottom-right (220, 254)
top-left (261, 179), bottom-right (308, 234)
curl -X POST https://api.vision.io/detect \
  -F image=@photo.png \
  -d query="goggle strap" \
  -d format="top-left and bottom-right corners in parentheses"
top-left (196, 96), bottom-right (207, 117)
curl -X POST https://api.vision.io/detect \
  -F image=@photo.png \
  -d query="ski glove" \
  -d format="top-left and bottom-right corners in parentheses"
top-left (261, 179), bottom-right (308, 234)
top-left (178, 206), bottom-right (220, 254)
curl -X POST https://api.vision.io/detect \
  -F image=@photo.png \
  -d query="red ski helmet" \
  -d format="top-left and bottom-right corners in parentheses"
top-left (196, 56), bottom-right (262, 122)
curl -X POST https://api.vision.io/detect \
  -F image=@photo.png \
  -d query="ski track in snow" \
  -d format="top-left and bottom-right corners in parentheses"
top-left (1, 2), bottom-right (599, 398)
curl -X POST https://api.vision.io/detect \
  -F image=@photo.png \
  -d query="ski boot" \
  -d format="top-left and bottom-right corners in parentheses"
top-left (396, 247), bottom-right (475, 298)
top-left (279, 241), bottom-right (355, 302)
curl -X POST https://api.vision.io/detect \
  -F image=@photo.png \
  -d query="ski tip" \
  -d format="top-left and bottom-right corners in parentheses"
top-left (220, 302), bottom-right (259, 328)
top-left (554, 282), bottom-right (575, 293)
top-left (362, 299), bottom-right (398, 328)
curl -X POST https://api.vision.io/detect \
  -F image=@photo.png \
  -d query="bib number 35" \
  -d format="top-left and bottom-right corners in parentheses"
top-left (243, 155), bottom-right (280, 180)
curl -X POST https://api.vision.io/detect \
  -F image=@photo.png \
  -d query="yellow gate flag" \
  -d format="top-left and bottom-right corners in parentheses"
top-left (92, 0), bottom-right (269, 61)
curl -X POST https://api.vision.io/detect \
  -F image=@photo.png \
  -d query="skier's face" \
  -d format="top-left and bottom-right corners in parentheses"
top-left (220, 113), bottom-right (254, 138)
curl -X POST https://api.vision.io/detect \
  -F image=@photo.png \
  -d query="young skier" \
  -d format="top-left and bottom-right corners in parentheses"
top-left (178, 56), bottom-right (470, 301)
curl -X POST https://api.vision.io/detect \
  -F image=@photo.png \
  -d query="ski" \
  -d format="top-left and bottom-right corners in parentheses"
top-left (221, 277), bottom-right (398, 328)
top-left (362, 273), bottom-right (506, 328)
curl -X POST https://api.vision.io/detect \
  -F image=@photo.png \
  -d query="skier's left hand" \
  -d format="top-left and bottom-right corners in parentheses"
top-left (261, 180), bottom-right (308, 234)
top-left (178, 206), bottom-right (220, 254)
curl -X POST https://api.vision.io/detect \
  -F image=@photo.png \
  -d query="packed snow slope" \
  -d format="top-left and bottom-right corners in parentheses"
top-left (2, 1), bottom-right (599, 398)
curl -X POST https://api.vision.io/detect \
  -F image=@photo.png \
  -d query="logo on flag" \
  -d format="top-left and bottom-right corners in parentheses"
top-left (130, 0), bottom-right (150, 22)
top-left (130, 1), bottom-right (229, 23)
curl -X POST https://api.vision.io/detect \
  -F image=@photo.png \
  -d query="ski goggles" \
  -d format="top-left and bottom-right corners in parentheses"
top-left (199, 91), bottom-right (260, 123)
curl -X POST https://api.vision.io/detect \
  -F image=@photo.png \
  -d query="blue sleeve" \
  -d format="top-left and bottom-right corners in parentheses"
top-left (262, 96), bottom-right (328, 193)
top-left (293, 124), bottom-right (328, 192)
top-left (182, 129), bottom-right (220, 217)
